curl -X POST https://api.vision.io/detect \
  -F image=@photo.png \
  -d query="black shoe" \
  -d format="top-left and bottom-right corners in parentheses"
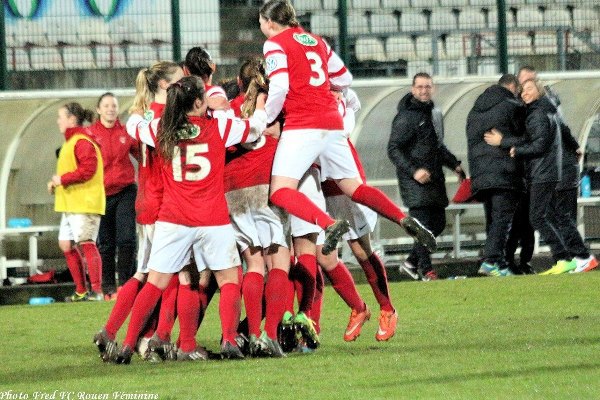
top-left (147, 334), bottom-right (177, 361)
top-left (93, 328), bottom-right (118, 362)
top-left (115, 345), bottom-right (134, 365)
top-left (234, 332), bottom-right (250, 356)
top-left (177, 346), bottom-right (209, 361)
top-left (400, 216), bottom-right (437, 251)
top-left (519, 263), bottom-right (535, 275)
top-left (277, 311), bottom-right (298, 353)
top-left (221, 341), bottom-right (245, 360)
top-left (257, 332), bottom-right (286, 358)
top-left (322, 220), bottom-right (350, 255)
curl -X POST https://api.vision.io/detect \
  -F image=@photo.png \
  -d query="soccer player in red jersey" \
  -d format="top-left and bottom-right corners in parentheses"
top-left (182, 46), bottom-right (235, 329)
top-left (321, 89), bottom-right (398, 342)
top-left (49, 103), bottom-right (104, 303)
top-left (114, 75), bottom-right (268, 363)
top-left (224, 58), bottom-right (290, 357)
top-left (259, 0), bottom-right (434, 343)
top-left (184, 46), bottom-right (231, 116)
top-left (94, 62), bottom-right (184, 362)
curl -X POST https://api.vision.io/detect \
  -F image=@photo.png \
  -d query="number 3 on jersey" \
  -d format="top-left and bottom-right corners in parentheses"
top-left (306, 51), bottom-right (325, 87)
top-left (172, 143), bottom-right (211, 182)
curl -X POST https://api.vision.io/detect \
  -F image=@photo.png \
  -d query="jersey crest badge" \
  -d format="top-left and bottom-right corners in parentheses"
top-left (293, 33), bottom-right (318, 47)
top-left (144, 109), bottom-right (155, 121)
top-left (177, 125), bottom-right (200, 140)
top-left (265, 57), bottom-right (277, 74)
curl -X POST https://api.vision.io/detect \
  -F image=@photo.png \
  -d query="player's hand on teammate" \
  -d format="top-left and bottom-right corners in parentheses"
top-left (264, 120), bottom-right (281, 139)
top-left (255, 93), bottom-right (267, 110)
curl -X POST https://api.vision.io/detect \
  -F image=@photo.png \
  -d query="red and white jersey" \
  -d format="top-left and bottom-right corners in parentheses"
top-left (322, 90), bottom-right (365, 197)
top-left (126, 102), bottom-right (164, 225)
top-left (224, 135), bottom-right (279, 192)
top-left (263, 26), bottom-right (352, 130)
top-left (224, 93), bottom-right (278, 192)
top-left (229, 93), bottom-right (245, 118)
top-left (158, 111), bottom-right (267, 227)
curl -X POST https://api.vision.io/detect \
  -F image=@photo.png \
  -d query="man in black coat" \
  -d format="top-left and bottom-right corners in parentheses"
top-left (466, 74), bottom-right (524, 276)
top-left (388, 72), bottom-right (464, 281)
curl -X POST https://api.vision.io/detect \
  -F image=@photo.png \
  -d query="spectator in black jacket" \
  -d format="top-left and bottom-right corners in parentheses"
top-left (488, 79), bottom-right (572, 273)
top-left (388, 72), bottom-right (464, 281)
top-left (466, 74), bottom-right (524, 277)
top-left (518, 67), bottom-right (598, 273)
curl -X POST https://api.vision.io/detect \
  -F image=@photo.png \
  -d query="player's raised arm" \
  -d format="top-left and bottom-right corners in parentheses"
top-left (217, 94), bottom-right (268, 147)
top-left (263, 40), bottom-right (289, 124)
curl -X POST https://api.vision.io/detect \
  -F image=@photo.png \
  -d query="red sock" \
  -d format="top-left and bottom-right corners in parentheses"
top-left (359, 253), bottom-right (394, 312)
top-left (177, 284), bottom-right (200, 352)
top-left (64, 249), bottom-right (86, 294)
top-left (295, 254), bottom-right (317, 313)
top-left (264, 268), bottom-right (288, 339)
top-left (219, 282), bottom-right (241, 343)
top-left (351, 184), bottom-right (406, 224)
top-left (104, 277), bottom-right (142, 339)
top-left (310, 267), bottom-right (325, 334)
top-left (325, 262), bottom-right (365, 311)
top-left (123, 282), bottom-right (163, 349)
top-left (156, 274), bottom-right (179, 341)
top-left (78, 242), bottom-right (103, 293)
top-left (242, 272), bottom-right (264, 337)
top-left (271, 188), bottom-right (335, 229)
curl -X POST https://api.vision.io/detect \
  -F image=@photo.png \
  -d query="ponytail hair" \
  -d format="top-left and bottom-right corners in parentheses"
top-left (63, 102), bottom-right (94, 126)
top-left (129, 61), bottom-right (181, 114)
top-left (239, 58), bottom-right (269, 118)
top-left (259, 0), bottom-right (299, 28)
top-left (158, 76), bottom-right (206, 161)
top-left (184, 46), bottom-right (215, 82)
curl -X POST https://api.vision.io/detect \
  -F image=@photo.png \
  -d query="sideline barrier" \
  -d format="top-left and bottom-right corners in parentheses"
top-left (0, 226), bottom-right (59, 282)
top-left (373, 196), bottom-right (600, 260)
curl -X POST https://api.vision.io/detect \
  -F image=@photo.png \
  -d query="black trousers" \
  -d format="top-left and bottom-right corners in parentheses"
top-left (506, 189), bottom-right (535, 266)
top-left (479, 189), bottom-right (518, 266)
top-left (407, 206), bottom-right (446, 273)
top-left (98, 184), bottom-right (138, 293)
top-left (529, 182), bottom-right (570, 262)
top-left (547, 187), bottom-right (589, 259)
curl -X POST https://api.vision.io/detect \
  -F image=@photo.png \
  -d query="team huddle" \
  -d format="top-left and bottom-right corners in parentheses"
top-left (50, 0), bottom-right (437, 362)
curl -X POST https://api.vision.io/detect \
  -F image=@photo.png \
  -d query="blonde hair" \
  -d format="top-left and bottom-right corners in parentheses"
top-left (129, 61), bottom-right (181, 114)
top-left (522, 78), bottom-right (546, 98)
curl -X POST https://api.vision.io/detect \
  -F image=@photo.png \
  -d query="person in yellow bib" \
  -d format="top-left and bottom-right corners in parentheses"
top-left (48, 102), bottom-right (106, 302)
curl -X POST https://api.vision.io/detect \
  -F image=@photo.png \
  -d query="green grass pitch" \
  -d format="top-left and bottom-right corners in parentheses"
top-left (1, 273), bottom-right (599, 399)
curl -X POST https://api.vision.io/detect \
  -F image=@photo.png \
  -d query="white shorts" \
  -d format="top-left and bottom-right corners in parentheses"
top-left (272, 129), bottom-right (359, 182)
top-left (136, 224), bottom-right (154, 274)
top-left (290, 167), bottom-right (325, 245)
top-left (226, 185), bottom-right (290, 252)
top-left (326, 194), bottom-right (377, 241)
top-left (58, 213), bottom-right (101, 243)
top-left (148, 221), bottom-right (241, 274)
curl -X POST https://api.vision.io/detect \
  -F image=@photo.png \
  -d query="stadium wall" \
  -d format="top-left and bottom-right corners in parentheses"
top-left (0, 72), bottom-right (599, 261)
